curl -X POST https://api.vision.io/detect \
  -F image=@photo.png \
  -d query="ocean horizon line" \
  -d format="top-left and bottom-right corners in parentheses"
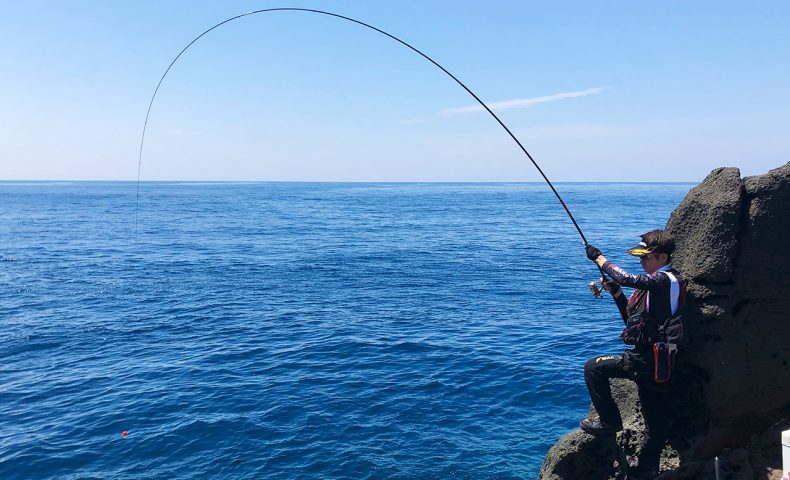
top-left (0, 179), bottom-right (698, 185)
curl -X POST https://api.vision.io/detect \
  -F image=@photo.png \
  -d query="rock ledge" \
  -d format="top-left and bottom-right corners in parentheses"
top-left (539, 162), bottom-right (790, 480)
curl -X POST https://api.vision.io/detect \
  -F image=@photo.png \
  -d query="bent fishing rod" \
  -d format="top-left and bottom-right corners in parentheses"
top-left (135, 7), bottom-right (607, 291)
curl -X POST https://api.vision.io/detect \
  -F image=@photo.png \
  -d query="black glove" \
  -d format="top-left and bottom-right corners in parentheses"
top-left (602, 278), bottom-right (623, 298)
top-left (585, 244), bottom-right (602, 261)
top-left (601, 278), bottom-right (620, 293)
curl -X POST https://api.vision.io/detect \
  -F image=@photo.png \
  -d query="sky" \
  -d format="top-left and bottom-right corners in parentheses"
top-left (1, 0), bottom-right (789, 182)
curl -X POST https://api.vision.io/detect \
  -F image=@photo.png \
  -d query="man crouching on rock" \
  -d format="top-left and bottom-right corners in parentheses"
top-left (581, 229), bottom-right (685, 480)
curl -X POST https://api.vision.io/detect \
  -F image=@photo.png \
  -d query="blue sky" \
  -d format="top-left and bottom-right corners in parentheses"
top-left (1, 1), bottom-right (788, 182)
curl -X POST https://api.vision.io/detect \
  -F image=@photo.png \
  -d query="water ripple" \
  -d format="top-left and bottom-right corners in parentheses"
top-left (0, 182), bottom-right (691, 479)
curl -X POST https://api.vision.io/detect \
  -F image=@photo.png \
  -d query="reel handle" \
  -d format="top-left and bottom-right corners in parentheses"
top-left (588, 281), bottom-right (603, 298)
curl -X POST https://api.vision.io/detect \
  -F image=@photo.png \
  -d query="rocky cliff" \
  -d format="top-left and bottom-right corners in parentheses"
top-left (539, 162), bottom-right (790, 480)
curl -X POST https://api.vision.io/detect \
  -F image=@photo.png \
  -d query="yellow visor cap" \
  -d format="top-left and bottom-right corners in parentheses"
top-left (627, 246), bottom-right (655, 256)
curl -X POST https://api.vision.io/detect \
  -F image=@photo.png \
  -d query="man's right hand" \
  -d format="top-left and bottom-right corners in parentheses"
top-left (585, 244), bottom-right (602, 261)
top-left (601, 278), bottom-right (620, 293)
top-left (601, 277), bottom-right (623, 298)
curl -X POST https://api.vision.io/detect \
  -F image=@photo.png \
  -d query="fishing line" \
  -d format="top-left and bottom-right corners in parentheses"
top-left (136, 7), bottom-right (595, 256)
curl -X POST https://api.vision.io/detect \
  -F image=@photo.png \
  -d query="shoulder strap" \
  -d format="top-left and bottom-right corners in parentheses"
top-left (662, 270), bottom-right (681, 316)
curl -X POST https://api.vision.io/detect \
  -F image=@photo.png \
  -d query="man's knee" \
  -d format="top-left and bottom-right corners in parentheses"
top-left (584, 355), bottom-right (622, 379)
top-left (584, 357), bottom-right (598, 377)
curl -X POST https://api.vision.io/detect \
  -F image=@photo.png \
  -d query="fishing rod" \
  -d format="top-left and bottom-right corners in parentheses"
top-left (135, 7), bottom-right (607, 291)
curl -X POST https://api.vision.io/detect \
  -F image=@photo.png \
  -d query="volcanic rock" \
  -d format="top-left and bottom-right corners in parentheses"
top-left (539, 162), bottom-right (790, 480)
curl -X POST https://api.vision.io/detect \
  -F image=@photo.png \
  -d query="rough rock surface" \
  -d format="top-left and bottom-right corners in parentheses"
top-left (539, 162), bottom-right (790, 479)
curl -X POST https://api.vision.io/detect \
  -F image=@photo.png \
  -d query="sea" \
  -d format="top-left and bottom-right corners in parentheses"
top-left (0, 181), bottom-right (692, 479)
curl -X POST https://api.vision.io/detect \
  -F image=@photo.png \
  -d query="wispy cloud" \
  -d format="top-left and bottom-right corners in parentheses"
top-left (440, 87), bottom-right (604, 115)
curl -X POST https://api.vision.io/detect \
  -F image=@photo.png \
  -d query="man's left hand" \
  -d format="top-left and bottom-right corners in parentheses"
top-left (585, 244), bottom-right (602, 261)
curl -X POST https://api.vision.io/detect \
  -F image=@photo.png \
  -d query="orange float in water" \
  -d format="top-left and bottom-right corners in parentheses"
top-left (122, 431), bottom-right (128, 438)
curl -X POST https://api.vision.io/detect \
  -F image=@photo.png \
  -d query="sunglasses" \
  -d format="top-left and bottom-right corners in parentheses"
top-left (638, 253), bottom-right (656, 260)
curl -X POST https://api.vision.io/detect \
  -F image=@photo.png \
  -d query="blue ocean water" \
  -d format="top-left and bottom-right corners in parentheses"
top-left (0, 182), bottom-right (692, 479)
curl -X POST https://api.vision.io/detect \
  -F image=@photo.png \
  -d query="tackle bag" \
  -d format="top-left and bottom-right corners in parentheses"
top-left (621, 311), bottom-right (656, 346)
top-left (620, 271), bottom-right (687, 347)
top-left (653, 341), bottom-right (676, 383)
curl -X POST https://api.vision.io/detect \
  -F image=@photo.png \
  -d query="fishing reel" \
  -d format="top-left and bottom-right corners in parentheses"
top-left (588, 274), bottom-right (611, 298)
top-left (588, 281), bottom-right (604, 298)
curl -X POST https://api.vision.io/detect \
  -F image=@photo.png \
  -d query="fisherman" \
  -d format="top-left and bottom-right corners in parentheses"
top-left (580, 229), bottom-right (684, 480)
